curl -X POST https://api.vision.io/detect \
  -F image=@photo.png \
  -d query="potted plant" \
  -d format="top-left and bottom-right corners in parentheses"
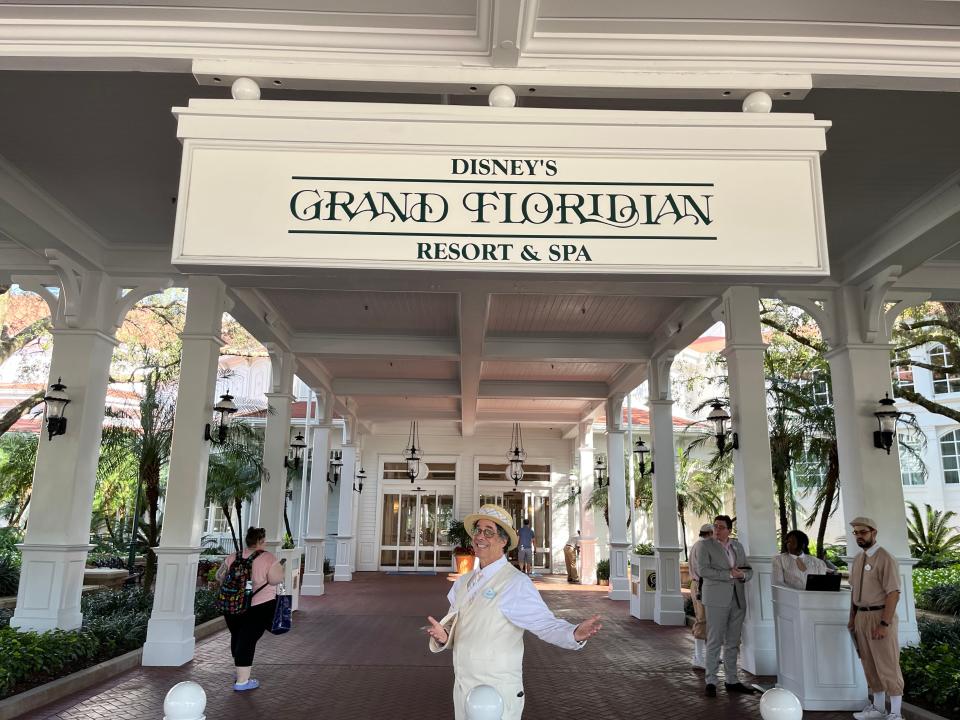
top-left (206, 563), bottom-right (220, 590)
top-left (448, 520), bottom-right (475, 575)
top-left (323, 558), bottom-right (334, 582)
top-left (596, 558), bottom-right (610, 586)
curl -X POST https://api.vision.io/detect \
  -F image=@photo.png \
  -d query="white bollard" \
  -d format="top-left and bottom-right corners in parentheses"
top-left (466, 685), bottom-right (504, 720)
top-left (164, 681), bottom-right (207, 720)
top-left (759, 687), bottom-right (803, 720)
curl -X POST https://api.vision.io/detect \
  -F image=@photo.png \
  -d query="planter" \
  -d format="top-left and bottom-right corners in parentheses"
top-left (324, 572), bottom-right (334, 582)
top-left (680, 561), bottom-right (691, 587)
top-left (630, 553), bottom-right (658, 620)
top-left (454, 554), bottom-right (474, 575)
top-left (597, 579), bottom-right (609, 586)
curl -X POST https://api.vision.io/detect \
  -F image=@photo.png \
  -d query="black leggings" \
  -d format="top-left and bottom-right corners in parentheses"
top-left (224, 599), bottom-right (276, 667)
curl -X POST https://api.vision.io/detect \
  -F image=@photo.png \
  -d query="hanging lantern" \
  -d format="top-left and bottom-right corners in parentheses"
top-left (633, 436), bottom-right (654, 477)
top-left (403, 421), bottom-right (423, 483)
top-left (505, 422), bottom-right (527, 487)
top-left (594, 455), bottom-right (608, 487)
top-left (284, 432), bottom-right (307, 470)
top-left (706, 400), bottom-right (739, 453)
top-left (327, 449), bottom-right (343, 486)
top-left (873, 393), bottom-right (901, 454)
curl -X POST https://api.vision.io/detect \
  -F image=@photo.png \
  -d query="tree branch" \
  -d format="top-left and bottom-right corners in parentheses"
top-left (894, 387), bottom-right (960, 423)
top-left (0, 390), bottom-right (44, 437)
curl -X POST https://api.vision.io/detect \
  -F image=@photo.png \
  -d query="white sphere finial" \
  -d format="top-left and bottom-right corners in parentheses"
top-left (759, 687), bottom-right (803, 720)
top-left (466, 685), bottom-right (504, 720)
top-left (488, 85), bottom-right (517, 108)
top-left (164, 681), bottom-right (207, 720)
top-left (742, 90), bottom-right (773, 113)
top-left (231, 77), bottom-right (261, 101)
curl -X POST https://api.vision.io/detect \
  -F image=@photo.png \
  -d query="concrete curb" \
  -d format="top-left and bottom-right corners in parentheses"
top-left (0, 615), bottom-right (226, 720)
top-left (902, 701), bottom-right (951, 720)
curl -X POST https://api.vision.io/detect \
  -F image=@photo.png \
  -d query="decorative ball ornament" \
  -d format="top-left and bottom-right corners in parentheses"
top-left (163, 681), bottom-right (207, 720)
top-left (414, 461), bottom-right (430, 482)
top-left (231, 77), bottom-right (261, 101)
top-left (742, 90), bottom-right (773, 113)
top-left (759, 687), bottom-right (802, 720)
top-left (466, 685), bottom-right (504, 720)
top-left (488, 85), bottom-right (517, 108)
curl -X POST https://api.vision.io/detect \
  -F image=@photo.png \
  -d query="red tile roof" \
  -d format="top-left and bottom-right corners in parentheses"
top-left (596, 406), bottom-right (701, 429)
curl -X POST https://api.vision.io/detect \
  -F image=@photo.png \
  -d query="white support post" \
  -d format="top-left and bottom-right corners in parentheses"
top-left (334, 438), bottom-right (358, 582)
top-left (258, 345), bottom-right (295, 554)
top-left (649, 354), bottom-right (685, 626)
top-left (142, 276), bottom-right (229, 667)
top-left (825, 284), bottom-right (921, 644)
top-left (301, 414), bottom-right (332, 596)
top-left (721, 286), bottom-right (779, 675)
top-left (577, 421), bottom-right (597, 585)
top-left (12, 257), bottom-right (168, 632)
top-left (605, 396), bottom-right (630, 601)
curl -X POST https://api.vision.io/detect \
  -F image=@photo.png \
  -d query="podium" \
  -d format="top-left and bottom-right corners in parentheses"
top-left (629, 554), bottom-right (657, 620)
top-left (771, 584), bottom-right (867, 710)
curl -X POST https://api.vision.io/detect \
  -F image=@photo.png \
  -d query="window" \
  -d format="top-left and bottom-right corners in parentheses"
top-left (478, 463), bottom-right (552, 483)
top-left (898, 432), bottom-right (925, 486)
top-left (930, 343), bottom-right (960, 394)
top-left (940, 430), bottom-right (960, 484)
top-left (892, 351), bottom-right (914, 392)
top-left (801, 371), bottom-right (831, 407)
top-left (204, 504), bottom-right (238, 534)
top-left (791, 453), bottom-right (825, 490)
top-left (382, 461), bottom-right (456, 481)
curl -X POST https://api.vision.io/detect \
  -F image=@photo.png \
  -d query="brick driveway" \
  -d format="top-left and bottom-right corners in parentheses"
top-left (21, 573), bottom-right (854, 719)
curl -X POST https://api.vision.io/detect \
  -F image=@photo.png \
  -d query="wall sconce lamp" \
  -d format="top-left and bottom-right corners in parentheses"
top-left (284, 432), bottom-right (307, 470)
top-left (633, 437), bottom-right (654, 476)
top-left (707, 400), bottom-right (739, 453)
top-left (594, 455), bottom-right (608, 488)
top-left (873, 393), bottom-right (901, 454)
top-left (204, 392), bottom-right (237, 443)
top-left (327, 450), bottom-right (343, 486)
top-left (353, 467), bottom-right (366, 494)
top-left (43, 377), bottom-right (70, 441)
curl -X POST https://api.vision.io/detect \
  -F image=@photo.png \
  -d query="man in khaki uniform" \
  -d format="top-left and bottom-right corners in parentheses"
top-left (687, 522), bottom-right (714, 669)
top-left (847, 517), bottom-right (904, 720)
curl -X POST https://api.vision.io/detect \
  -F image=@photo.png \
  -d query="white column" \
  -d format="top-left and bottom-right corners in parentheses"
top-left (721, 286), bottom-right (779, 675)
top-left (649, 354), bottom-right (685, 626)
top-left (334, 438), bottom-right (358, 581)
top-left (301, 418), bottom-right (332, 596)
top-left (605, 395), bottom-right (629, 601)
top-left (142, 276), bottom-right (228, 667)
top-left (826, 285), bottom-right (920, 644)
top-left (258, 346), bottom-right (295, 554)
top-left (577, 421), bottom-right (597, 585)
top-left (12, 259), bottom-right (166, 632)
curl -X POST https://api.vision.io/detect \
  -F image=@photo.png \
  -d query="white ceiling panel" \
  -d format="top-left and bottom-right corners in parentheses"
top-left (320, 358), bottom-right (458, 380)
top-left (477, 398), bottom-right (590, 412)
top-left (487, 294), bottom-right (684, 336)
top-left (481, 360), bottom-right (623, 383)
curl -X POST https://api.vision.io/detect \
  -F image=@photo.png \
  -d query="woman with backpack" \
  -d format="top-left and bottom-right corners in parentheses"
top-left (216, 526), bottom-right (285, 691)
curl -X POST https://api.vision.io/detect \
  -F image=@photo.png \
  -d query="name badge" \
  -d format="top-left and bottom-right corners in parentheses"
top-left (865, 563), bottom-right (872, 572)
top-left (483, 588), bottom-right (497, 599)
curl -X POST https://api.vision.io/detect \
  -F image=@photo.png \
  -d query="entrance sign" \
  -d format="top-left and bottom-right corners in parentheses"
top-left (172, 101), bottom-right (830, 275)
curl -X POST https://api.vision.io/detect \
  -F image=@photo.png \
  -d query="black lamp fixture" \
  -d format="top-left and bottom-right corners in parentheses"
top-left (506, 422), bottom-right (527, 487)
top-left (594, 454), bottom-right (608, 487)
top-left (284, 432), bottom-right (307, 470)
top-left (327, 449), bottom-right (343, 486)
top-left (204, 391), bottom-right (237, 442)
top-left (707, 400), bottom-right (739, 452)
top-left (353, 466), bottom-right (366, 494)
top-left (42, 377), bottom-right (70, 440)
top-left (633, 436), bottom-right (654, 477)
top-left (873, 393), bottom-right (901, 454)
top-left (403, 420), bottom-right (423, 483)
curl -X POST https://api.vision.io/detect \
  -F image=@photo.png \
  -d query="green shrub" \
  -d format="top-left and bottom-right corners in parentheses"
top-left (822, 543), bottom-right (848, 569)
top-left (84, 612), bottom-right (150, 656)
top-left (81, 587), bottom-right (153, 618)
top-left (901, 641), bottom-right (960, 718)
top-left (323, 557), bottom-right (333, 574)
top-left (914, 565), bottom-right (960, 599)
top-left (918, 617), bottom-right (960, 646)
top-left (596, 558), bottom-right (610, 581)
top-left (0, 626), bottom-right (100, 698)
top-left (633, 542), bottom-right (655, 556)
top-left (194, 587), bottom-right (222, 624)
top-left (0, 528), bottom-right (23, 555)
top-left (0, 554), bottom-right (20, 597)
top-left (921, 583), bottom-right (960, 616)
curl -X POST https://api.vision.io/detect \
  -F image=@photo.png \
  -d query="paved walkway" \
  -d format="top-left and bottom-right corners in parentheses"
top-left (21, 573), bottom-right (853, 719)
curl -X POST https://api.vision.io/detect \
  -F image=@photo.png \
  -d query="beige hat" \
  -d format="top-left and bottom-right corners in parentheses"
top-left (850, 516), bottom-right (878, 531)
top-left (699, 523), bottom-right (715, 534)
top-left (463, 504), bottom-right (519, 551)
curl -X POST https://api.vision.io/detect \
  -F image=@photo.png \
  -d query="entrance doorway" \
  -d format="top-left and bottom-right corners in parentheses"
top-left (479, 489), bottom-right (551, 570)
top-left (379, 487), bottom-right (455, 572)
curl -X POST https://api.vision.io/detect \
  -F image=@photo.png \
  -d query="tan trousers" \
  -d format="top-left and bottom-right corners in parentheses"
top-left (854, 611), bottom-right (903, 696)
top-left (689, 578), bottom-right (706, 640)
top-left (564, 545), bottom-right (580, 582)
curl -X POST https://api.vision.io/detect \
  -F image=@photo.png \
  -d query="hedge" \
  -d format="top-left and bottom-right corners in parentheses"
top-left (901, 619), bottom-right (960, 720)
top-left (913, 564), bottom-right (960, 598)
top-left (0, 586), bottom-right (222, 699)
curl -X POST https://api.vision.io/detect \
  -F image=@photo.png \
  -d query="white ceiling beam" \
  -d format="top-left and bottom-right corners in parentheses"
top-left (483, 336), bottom-right (650, 363)
top-left (477, 411), bottom-right (583, 425)
top-left (607, 363), bottom-right (649, 398)
top-left (895, 261), bottom-right (960, 300)
top-left (228, 287), bottom-right (294, 352)
top-left (332, 379), bottom-right (460, 397)
top-left (359, 409), bottom-right (461, 422)
top-left (291, 334), bottom-right (460, 360)
top-left (488, 0), bottom-right (529, 68)
top-left (841, 170), bottom-right (960, 285)
top-left (459, 290), bottom-right (490, 437)
top-left (479, 380), bottom-right (608, 400)
top-left (651, 298), bottom-right (724, 359)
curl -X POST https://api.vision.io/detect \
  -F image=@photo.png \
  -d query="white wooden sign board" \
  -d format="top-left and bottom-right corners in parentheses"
top-left (172, 100), bottom-right (830, 275)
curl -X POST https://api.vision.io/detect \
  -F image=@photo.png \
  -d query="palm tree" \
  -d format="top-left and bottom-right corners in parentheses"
top-left (674, 448), bottom-right (728, 560)
top-left (907, 501), bottom-right (960, 560)
top-left (206, 422), bottom-right (267, 553)
top-left (0, 432), bottom-right (38, 526)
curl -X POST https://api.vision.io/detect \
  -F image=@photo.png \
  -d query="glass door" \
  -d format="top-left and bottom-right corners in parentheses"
top-left (477, 488), bottom-right (551, 571)
top-left (380, 488), bottom-right (454, 572)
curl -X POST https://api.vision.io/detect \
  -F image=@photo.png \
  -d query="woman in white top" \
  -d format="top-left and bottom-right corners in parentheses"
top-left (772, 530), bottom-right (829, 590)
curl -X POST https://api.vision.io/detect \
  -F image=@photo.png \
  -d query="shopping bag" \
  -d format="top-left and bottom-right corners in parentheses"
top-left (270, 585), bottom-right (293, 635)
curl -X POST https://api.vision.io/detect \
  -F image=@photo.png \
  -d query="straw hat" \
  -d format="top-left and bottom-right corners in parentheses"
top-left (463, 504), bottom-right (519, 551)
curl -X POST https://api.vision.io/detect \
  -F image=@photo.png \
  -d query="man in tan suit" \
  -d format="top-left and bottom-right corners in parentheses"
top-left (848, 516), bottom-right (904, 720)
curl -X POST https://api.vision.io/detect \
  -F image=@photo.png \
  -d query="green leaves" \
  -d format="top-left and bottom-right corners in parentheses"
top-left (907, 501), bottom-right (960, 560)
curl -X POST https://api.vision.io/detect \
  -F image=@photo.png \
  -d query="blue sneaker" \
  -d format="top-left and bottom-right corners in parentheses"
top-left (233, 679), bottom-right (260, 692)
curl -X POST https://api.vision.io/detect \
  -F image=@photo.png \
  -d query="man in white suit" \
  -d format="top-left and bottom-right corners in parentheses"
top-left (698, 514), bottom-right (757, 697)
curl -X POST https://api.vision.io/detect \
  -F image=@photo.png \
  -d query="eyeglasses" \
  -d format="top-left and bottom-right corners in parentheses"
top-left (471, 526), bottom-right (499, 539)
top-left (852, 529), bottom-right (873, 537)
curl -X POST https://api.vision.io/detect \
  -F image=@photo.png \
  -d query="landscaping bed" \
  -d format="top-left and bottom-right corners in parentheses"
top-left (0, 586), bottom-right (221, 700)
top-left (901, 618), bottom-right (960, 720)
